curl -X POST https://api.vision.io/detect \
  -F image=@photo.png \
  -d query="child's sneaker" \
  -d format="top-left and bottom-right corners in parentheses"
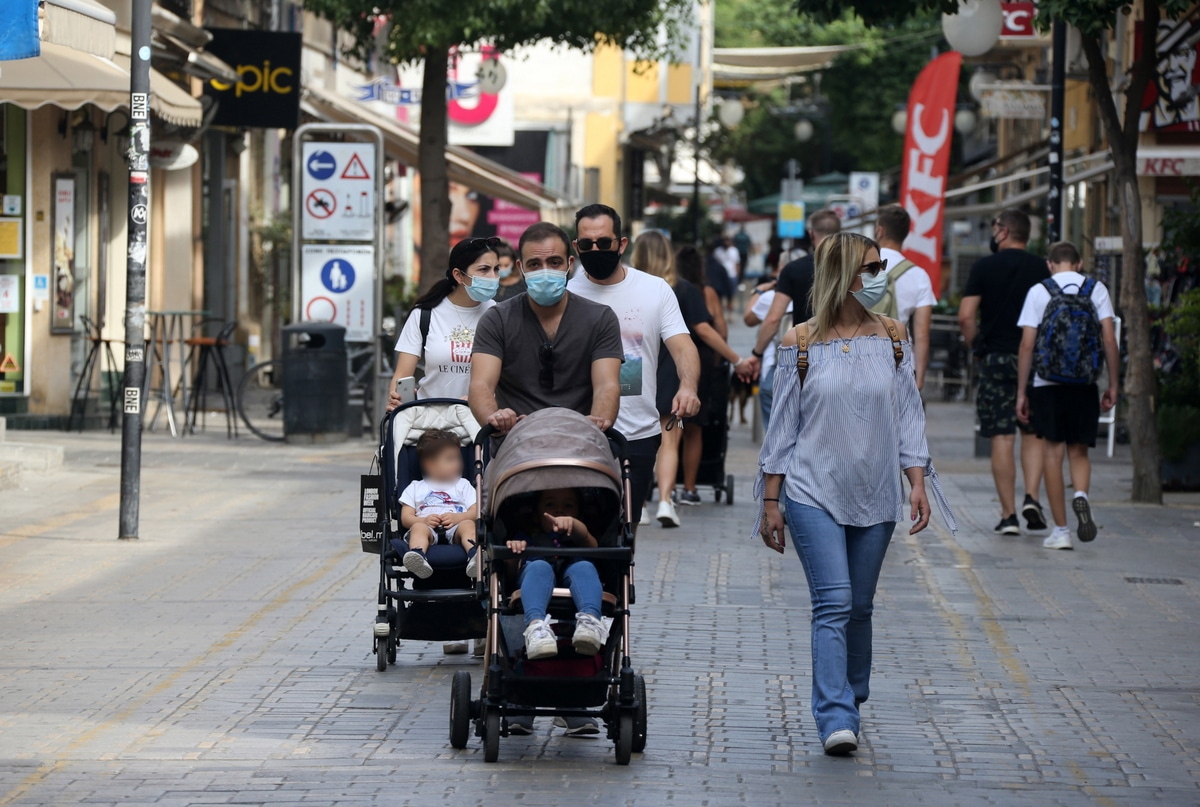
top-left (572, 613), bottom-right (609, 655)
top-left (1042, 527), bottom-right (1074, 551)
top-left (524, 617), bottom-right (558, 660)
top-left (402, 549), bottom-right (434, 579)
top-left (465, 547), bottom-right (478, 579)
top-left (1072, 495), bottom-right (1097, 542)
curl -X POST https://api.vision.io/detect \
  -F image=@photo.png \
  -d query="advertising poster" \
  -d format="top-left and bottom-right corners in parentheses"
top-left (51, 175), bottom-right (75, 334)
top-left (1137, 19), bottom-right (1200, 132)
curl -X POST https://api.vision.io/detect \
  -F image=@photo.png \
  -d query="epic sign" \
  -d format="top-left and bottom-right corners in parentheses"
top-left (900, 52), bottom-right (962, 297)
top-left (204, 30), bottom-right (302, 129)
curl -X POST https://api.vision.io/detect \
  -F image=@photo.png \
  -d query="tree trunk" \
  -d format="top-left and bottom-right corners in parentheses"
top-left (418, 44), bottom-right (451, 293)
top-left (1081, 22), bottom-right (1163, 504)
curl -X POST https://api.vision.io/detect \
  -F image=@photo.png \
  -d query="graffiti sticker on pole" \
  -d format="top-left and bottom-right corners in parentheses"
top-left (300, 244), bottom-right (375, 342)
top-left (300, 142), bottom-right (375, 241)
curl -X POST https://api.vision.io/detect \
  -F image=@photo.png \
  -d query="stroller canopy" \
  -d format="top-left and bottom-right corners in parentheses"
top-left (486, 408), bottom-right (621, 516)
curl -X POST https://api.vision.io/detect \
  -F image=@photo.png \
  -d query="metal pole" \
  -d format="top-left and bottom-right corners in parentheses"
top-left (118, 0), bottom-right (153, 540)
top-left (1047, 20), bottom-right (1066, 244)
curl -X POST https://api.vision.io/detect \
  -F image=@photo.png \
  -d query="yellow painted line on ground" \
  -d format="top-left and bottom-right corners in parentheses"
top-left (0, 492), bottom-right (121, 548)
top-left (0, 541), bottom-right (357, 807)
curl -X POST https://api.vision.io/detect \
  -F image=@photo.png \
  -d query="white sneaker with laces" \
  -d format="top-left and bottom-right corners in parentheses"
top-left (523, 617), bottom-right (558, 660)
top-left (572, 613), bottom-right (609, 655)
top-left (656, 499), bottom-right (681, 528)
top-left (402, 550), bottom-right (434, 579)
top-left (823, 729), bottom-right (858, 755)
top-left (1043, 528), bottom-right (1074, 551)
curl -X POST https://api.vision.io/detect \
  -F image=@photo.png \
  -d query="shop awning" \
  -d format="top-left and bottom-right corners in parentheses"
top-left (303, 86), bottom-right (573, 218)
top-left (0, 40), bottom-right (129, 111)
top-left (150, 5), bottom-right (237, 84)
top-left (713, 44), bottom-right (852, 83)
top-left (944, 152), bottom-right (1114, 218)
top-left (42, 0), bottom-right (117, 59)
top-left (114, 55), bottom-right (204, 127)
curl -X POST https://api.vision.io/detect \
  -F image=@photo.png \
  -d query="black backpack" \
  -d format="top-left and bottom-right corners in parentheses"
top-left (1033, 278), bottom-right (1102, 385)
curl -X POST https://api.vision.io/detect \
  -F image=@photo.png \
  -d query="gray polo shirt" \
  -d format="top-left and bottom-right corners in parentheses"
top-left (472, 292), bottom-right (623, 417)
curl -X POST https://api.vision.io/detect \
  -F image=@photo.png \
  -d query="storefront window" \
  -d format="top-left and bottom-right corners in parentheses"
top-left (0, 105), bottom-right (27, 396)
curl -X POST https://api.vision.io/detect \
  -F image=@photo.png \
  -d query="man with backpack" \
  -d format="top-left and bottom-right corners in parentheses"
top-left (872, 205), bottom-right (937, 389)
top-left (1016, 241), bottom-right (1119, 550)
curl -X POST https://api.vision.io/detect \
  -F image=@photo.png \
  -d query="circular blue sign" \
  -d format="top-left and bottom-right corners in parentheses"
top-left (320, 259), bottom-right (355, 293)
top-left (307, 150), bottom-right (337, 180)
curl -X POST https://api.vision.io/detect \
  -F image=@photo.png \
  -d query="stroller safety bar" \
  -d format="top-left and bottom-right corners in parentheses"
top-left (487, 546), bottom-right (633, 562)
top-left (384, 588), bottom-right (481, 603)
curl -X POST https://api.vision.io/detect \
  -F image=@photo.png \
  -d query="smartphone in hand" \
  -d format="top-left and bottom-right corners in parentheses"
top-left (395, 376), bottom-right (416, 403)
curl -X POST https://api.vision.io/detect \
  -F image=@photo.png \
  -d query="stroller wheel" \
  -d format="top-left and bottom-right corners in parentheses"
top-left (483, 708), bottom-right (501, 763)
top-left (725, 474), bottom-right (735, 506)
top-left (449, 671), bottom-right (471, 749)
top-left (614, 712), bottom-right (634, 765)
top-left (375, 637), bottom-right (388, 672)
top-left (386, 636), bottom-right (397, 664)
top-left (632, 674), bottom-right (647, 753)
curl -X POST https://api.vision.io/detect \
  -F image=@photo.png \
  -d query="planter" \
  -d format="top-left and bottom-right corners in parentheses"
top-left (1161, 440), bottom-right (1200, 491)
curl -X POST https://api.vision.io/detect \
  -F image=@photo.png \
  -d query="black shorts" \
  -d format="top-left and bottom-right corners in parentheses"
top-left (625, 435), bottom-right (662, 523)
top-left (1028, 384), bottom-right (1100, 446)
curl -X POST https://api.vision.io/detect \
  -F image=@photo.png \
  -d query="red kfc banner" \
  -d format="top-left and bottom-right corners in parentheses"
top-left (1000, 2), bottom-right (1037, 39)
top-left (900, 51), bottom-right (962, 298)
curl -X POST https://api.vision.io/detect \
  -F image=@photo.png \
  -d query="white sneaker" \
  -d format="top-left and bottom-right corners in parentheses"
top-left (1043, 528), bottom-right (1074, 551)
top-left (639, 509), bottom-right (651, 526)
top-left (523, 617), bottom-right (558, 660)
top-left (823, 729), bottom-right (858, 755)
top-left (572, 613), bottom-right (609, 655)
top-left (465, 548), bottom-right (478, 579)
top-left (402, 550), bottom-right (434, 579)
top-left (656, 499), bottom-right (681, 528)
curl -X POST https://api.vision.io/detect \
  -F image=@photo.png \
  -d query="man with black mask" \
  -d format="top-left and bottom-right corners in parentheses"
top-left (959, 208), bottom-right (1051, 537)
top-left (567, 204), bottom-right (701, 528)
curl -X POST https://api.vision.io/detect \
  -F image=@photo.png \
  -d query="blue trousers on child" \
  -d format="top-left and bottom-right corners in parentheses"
top-left (518, 559), bottom-right (602, 623)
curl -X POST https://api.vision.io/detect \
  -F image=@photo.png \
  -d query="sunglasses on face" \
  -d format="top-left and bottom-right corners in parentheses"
top-left (538, 342), bottom-right (555, 390)
top-left (465, 236), bottom-right (502, 250)
top-left (860, 259), bottom-right (888, 276)
top-left (575, 237), bottom-right (619, 251)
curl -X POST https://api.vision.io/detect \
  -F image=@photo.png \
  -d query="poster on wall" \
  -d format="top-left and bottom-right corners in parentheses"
top-left (1137, 18), bottom-right (1200, 132)
top-left (51, 175), bottom-right (76, 334)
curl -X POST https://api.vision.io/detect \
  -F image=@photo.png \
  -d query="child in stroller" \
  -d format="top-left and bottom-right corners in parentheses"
top-left (505, 487), bottom-right (610, 660)
top-left (398, 429), bottom-right (478, 580)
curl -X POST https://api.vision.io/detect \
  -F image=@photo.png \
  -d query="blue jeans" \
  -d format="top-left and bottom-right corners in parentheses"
top-left (759, 365), bottom-right (776, 430)
top-left (518, 559), bottom-right (602, 624)
top-left (785, 500), bottom-right (894, 741)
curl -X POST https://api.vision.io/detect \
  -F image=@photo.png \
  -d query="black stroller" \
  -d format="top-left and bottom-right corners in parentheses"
top-left (448, 408), bottom-right (647, 764)
top-left (369, 398), bottom-right (487, 670)
top-left (674, 361), bottom-right (735, 504)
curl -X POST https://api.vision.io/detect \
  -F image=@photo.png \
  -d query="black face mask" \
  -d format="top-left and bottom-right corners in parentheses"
top-left (578, 248), bottom-right (622, 280)
top-left (989, 235), bottom-right (1001, 254)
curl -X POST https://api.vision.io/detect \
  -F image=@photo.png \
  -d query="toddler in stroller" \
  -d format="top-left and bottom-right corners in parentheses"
top-left (398, 428), bottom-right (478, 580)
top-left (505, 487), bottom-right (610, 659)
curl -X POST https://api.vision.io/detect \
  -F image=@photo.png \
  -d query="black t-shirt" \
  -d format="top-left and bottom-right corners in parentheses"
top-left (472, 292), bottom-right (623, 417)
top-left (963, 249), bottom-right (1050, 355)
top-left (775, 255), bottom-right (815, 327)
top-left (656, 279), bottom-right (713, 411)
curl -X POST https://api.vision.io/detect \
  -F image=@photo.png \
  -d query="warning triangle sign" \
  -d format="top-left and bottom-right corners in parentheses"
top-left (0, 353), bottom-right (19, 373)
top-left (341, 153), bottom-right (370, 180)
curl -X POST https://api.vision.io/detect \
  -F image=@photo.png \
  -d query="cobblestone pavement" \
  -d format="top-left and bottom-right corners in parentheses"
top-left (1, 381), bottom-right (1198, 804)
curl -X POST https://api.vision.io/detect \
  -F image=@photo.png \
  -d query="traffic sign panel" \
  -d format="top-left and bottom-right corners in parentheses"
top-left (300, 244), bottom-right (375, 342)
top-left (300, 141), bottom-right (376, 241)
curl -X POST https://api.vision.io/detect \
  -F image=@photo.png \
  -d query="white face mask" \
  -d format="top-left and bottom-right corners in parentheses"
top-left (851, 269), bottom-right (889, 308)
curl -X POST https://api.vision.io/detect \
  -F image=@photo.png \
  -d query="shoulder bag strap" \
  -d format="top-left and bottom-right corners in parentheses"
top-left (419, 307), bottom-right (432, 354)
top-left (794, 324), bottom-right (810, 387)
top-left (884, 320), bottom-right (904, 370)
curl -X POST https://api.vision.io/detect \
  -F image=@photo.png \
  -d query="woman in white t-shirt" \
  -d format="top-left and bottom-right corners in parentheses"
top-left (387, 237), bottom-right (501, 408)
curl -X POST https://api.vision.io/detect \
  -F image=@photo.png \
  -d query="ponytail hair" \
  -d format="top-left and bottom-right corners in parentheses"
top-left (412, 237), bottom-right (499, 310)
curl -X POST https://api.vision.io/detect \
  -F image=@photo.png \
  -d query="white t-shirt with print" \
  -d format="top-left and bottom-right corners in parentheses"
top-left (395, 298), bottom-right (495, 400)
top-left (398, 477), bottom-right (476, 540)
top-left (880, 247), bottom-right (937, 324)
top-left (1017, 271), bottom-right (1114, 387)
top-left (752, 289), bottom-right (792, 381)
top-left (567, 266), bottom-right (689, 441)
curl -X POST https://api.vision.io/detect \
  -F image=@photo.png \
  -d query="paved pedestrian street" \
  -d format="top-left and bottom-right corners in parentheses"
top-left (1, 403), bottom-right (1198, 806)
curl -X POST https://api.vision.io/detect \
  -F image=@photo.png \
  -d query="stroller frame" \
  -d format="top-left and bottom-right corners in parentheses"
top-left (448, 421), bottom-right (647, 765)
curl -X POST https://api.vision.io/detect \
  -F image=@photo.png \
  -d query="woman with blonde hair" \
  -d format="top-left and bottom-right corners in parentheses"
top-left (755, 232), bottom-right (955, 755)
top-left (631, 232), bottom-right (752, 527)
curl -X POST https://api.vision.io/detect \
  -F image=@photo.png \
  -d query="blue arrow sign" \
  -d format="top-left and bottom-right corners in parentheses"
top-left (307, 150), bottom-right (337, 180)
top-left (320, 259), bottom-right (355, 293)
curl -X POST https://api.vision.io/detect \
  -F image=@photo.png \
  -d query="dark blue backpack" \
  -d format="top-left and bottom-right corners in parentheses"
top-left (1033, 277), bottom-right (1102, 384)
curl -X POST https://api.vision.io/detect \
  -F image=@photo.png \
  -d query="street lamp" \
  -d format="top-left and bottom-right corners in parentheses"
top-left (954, 107), bottom-right (978, 136)
top-left (891, 107), bottom-right (908, 136)
top-left (718, 98), bottom-right (745, 128)
top-left (941, 0), bottom-right (1003, 57)
top-left (793, 119), bottom-right (814, 143)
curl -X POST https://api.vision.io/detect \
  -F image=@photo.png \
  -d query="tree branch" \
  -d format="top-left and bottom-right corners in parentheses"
top-left (1081, 32), bottom-right (1127, 166)
top-left (1124, 0), bottom-right (1162, 150)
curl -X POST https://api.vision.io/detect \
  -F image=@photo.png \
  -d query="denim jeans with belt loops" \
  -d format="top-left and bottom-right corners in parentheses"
top-left (785, 499), bottom-right (894, 741)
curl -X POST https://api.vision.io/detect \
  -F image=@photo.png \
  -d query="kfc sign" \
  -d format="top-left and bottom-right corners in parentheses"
top-left (1001, 2), bottom-right (1037, 39)
top-left (900, 52), bottom-right (962, 296)
top-left (1137, 148), bottom-right (1200, 176)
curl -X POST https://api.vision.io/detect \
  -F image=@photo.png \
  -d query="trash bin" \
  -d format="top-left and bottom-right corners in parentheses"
top-left (282, 322), bottom-right (348, 444)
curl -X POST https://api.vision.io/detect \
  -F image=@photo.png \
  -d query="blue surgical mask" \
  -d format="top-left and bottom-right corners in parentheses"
top-left (523, 268), bottom-right (569, 306)
top-left (851, 269), bottom-right (889, 309)
top-left (498, 267), bottom-right (513, 279)
top-left (463, 275), bottom-right (499, 303)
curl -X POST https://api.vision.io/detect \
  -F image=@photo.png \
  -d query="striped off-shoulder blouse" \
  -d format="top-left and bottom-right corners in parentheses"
top-left (753, 336), bottom-right (957, 534)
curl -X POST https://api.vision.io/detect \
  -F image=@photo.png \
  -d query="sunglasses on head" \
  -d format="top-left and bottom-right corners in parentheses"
top-left (538, 342), bottom-right (555, 390)
top-left (576, 237), bottom-right (619, 251)
top-left (464, 236), bottom-right (502, 250)
top-left (860, 259), bottom-right (888, 275)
